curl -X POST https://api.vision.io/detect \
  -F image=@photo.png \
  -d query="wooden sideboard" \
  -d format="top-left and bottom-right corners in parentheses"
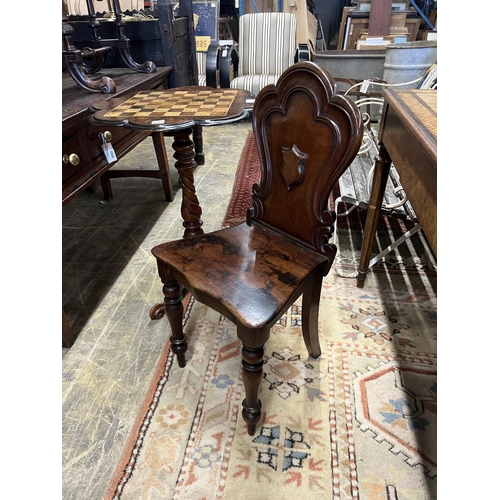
top-left (62, 66), bottom-right (172, 205)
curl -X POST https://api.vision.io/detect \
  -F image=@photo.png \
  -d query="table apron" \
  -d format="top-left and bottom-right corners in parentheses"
top-left (382, 110), bottom-right (437, 255)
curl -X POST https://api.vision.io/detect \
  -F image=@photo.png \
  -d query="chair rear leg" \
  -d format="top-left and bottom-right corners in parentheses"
top-left (301, 273), bottom-right (323, 358)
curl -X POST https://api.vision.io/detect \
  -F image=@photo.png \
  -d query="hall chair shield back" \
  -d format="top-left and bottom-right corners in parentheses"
top-left (229, 12), bottom-right (298, 95)
top-left (150, 62), bottom-right (363, 436)
top-left (251, 64), bottom-right (364, 259)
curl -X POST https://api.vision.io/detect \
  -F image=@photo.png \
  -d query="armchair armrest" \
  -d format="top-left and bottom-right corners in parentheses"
top-left (295, 43), bottom-right (310, 63)
top-left (219, 44), bottom-right (239, 88)
top-left (205, 43), bottom-right (220, 88)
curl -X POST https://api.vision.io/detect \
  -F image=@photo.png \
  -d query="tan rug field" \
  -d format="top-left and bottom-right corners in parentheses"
top-left (105, 264), bottom-right (437, 499)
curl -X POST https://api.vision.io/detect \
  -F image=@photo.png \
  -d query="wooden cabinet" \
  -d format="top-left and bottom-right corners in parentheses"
top-left (62, 67), bottom-right (172, 205)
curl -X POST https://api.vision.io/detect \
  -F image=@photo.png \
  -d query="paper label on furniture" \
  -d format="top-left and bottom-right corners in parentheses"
top-left (102, 142), bottom-right (117, 164)
top-left (151, 120), bottom-right (165, 125)
top-left (360, 80), bottom-right (370, 93)
top-left (196, 36), bottom-right (211, 52)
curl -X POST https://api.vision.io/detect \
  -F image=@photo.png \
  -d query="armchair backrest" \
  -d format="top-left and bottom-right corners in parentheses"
top-left (238, 12), bottom-right (297, 77)
top-left (196, 51), bottom-right (207, 85)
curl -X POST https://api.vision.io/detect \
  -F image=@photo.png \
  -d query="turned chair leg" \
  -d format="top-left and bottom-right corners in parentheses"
top-left (150, 263), bottom-right (188, 367)
top-left (240, 343), bottom-right (264, 436)
top-left (163, 278), bottom-right (188, 367)
top-left (301, 273), bottom-right (323, 358)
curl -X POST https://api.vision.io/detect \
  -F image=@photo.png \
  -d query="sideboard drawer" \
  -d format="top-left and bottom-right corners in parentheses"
top-left (84, 124), bottom-right (136, 162)
top-left (62, 133), bottom-right (85, 183)
top-left (62, 67), bottom-right (171, 205)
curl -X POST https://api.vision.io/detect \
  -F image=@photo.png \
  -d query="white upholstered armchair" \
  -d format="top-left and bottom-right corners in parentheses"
top-left (196, 43), bottom-right (220, 88)
top-left (226, 12), bottom-right (308, 95)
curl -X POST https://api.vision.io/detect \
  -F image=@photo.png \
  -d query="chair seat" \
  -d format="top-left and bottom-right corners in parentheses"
top-left (152, 221), bottom-right (328, 329)
top-left (230, 75), bottom-right (279, 95)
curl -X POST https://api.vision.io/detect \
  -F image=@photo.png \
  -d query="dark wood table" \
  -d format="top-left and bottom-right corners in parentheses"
top-left (63, 67), bottom-right (173, 348)
top-left (357, 89), bottom-right (437, 287)
top-left (89, 86), bottom-right (253, 238)
top-left (62, 67), bottom-right (172, 206)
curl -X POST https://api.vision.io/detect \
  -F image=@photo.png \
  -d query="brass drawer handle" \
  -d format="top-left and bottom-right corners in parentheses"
top-left (98, 130), bottom-right (113, 142)
top-left (62, 153), bottom-right (80, 166)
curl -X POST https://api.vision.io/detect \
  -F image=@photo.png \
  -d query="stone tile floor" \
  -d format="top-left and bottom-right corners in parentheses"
top-left (62, 118), bottom-right (252, 500)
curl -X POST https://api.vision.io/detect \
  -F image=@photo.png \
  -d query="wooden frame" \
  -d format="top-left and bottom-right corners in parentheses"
top-left (339, 10), bottom-right (421, 51)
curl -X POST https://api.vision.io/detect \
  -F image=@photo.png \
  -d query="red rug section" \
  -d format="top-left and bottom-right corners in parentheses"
top-left (221, 129), bottom-right (261, 228)
top-left (222, 130), bottom-right (413, 232)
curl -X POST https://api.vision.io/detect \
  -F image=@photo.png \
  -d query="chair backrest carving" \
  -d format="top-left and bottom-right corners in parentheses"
top-left (249, 61), bottom-right (364, 271)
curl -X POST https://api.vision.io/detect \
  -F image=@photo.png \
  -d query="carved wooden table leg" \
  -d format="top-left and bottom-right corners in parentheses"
top-left (150, 129), bottom-right (204, 321)
top-left (356, 145), bottom-right (392, 288)
top-left (171, 129), bottom-right (204, 239)
top-left (152, 132), bottom-right (174, 201)
top-left (100, 132), bottom-right (173, 202)
top-left (241, 344), bottom-right (264, 436)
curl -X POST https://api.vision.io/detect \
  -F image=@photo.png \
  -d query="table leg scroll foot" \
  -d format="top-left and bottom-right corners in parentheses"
top-left (149, 302), bottom-right (166, 320)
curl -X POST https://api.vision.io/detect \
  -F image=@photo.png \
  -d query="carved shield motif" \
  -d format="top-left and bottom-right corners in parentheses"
top-left (280, 145), bottom-right (308, 191)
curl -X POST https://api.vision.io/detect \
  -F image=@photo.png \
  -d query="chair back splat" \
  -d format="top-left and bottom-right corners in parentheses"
top-left (250, 61), bottom-right (364, 273)
top-left (150, 62), bottom-right (363, 436)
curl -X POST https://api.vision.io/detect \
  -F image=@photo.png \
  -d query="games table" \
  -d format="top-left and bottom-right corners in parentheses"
top-left (89, 86), bottom-right (254, 238)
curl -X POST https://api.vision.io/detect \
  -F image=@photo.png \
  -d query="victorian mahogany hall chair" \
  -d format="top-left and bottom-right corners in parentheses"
top-left (150, 61), bottom-right (363, 435)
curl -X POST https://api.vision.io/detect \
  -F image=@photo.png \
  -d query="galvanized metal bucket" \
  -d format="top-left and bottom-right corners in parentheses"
top-left (382, 41), bottom-right (437, 88)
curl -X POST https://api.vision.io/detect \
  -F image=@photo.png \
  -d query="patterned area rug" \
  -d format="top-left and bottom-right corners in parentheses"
top-left (105, 131), bottom-right (437, 499)
top-left (221, 129), bottom-right (261, 229)
top-left (105, 268), bottom-right (437, 499)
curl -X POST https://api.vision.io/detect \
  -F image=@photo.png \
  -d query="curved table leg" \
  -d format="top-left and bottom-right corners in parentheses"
top-left (171, 129), bottom-right (204, 239)
top-left (356, 145), bottom-right (392, 288)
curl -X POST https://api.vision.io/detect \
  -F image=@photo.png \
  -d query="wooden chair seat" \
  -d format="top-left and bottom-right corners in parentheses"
top-left (150, 61), bottom-right (363, 436)
top-left (152, 221), bottom-right (328, 330)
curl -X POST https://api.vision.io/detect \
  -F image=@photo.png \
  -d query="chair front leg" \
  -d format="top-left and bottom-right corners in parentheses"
top-left (301, 272), bottom-right (323, 359)
top-left (240, 343), bottom-right (264, 436)
top-left (156, 262), bottom-right (188, 368)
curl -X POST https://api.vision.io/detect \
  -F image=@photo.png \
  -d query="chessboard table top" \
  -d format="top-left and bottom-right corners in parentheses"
top-left (89, 86), bottom-right (254, 131)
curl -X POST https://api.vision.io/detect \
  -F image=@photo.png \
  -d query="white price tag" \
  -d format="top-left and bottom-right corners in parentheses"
top-left (360, 79), bottom-right (370, 94)
top-left (102, 142), bottom-right (117, 164)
